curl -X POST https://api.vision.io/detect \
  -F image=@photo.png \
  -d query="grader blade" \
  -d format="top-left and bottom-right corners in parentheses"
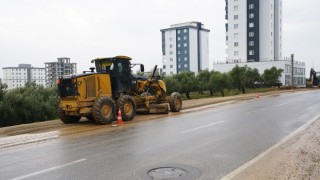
top-left (149, 103), bottom-right (169, 114)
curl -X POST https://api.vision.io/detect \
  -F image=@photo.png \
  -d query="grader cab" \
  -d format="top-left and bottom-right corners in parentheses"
top-left (58, 56), bottom-right (182, 125)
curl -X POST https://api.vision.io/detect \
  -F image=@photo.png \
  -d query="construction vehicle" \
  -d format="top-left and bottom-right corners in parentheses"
top-left (306, 68), bottom-right (320, 88)
top-left (57, 56), bottom-right (182, 124)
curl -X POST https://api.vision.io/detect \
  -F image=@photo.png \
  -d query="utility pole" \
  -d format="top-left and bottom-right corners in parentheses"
top-left (291, 54), bottom-right (294, 89)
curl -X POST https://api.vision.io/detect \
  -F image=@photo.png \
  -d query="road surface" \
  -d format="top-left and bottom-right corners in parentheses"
top-left (0, 90), bottom-right (319, 180)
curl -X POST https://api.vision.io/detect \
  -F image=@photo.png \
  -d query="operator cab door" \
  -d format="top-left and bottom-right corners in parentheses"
top-left (110, 59), bottom-right (131, 98)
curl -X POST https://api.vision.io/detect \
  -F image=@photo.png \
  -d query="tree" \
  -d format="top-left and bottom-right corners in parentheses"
top-left (262, 66), bottom-right (284, 87)
top-left (209, 71), bottom-right (232, 97)
top-left (174, 71), bottom-right (198, 99)
top-left (229, 65), bottom-right (248, 94)
top-left (245, 67), bottom-right (261, 88)
top-left (197, 70), bottom-right (214, 96)
top-left (163, 76), bottom-right (181, 95)
top-left (0, 83), bottom-right (59, 127)
top-left (0, 82), bottom-right (8, 102)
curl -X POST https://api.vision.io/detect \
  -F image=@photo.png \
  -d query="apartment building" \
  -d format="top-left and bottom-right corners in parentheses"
top-left (2, 64), bottom-right (46, 90)
top-left (160, 21), bottom-right (210, 75)
top-left (45, 57), bottom-right (77, 87)
top-left (225, 0), bottom-right (282, 63)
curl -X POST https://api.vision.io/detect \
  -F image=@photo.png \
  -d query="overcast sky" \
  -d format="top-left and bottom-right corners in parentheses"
top-left (1, 0), bottom-right (320, 77)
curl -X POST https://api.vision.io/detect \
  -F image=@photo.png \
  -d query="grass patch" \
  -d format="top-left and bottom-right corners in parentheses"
top-left (180, 87), bottom-right (280, 100)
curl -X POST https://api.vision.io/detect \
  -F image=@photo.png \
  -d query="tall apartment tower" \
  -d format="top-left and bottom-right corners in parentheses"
top-left (2, 64), bottom-right (46, 90)
top-left (160, 21), bottom-right (210, 75)
top-left (225, 0), bottom-right (283, 63)
top-left (45, 57), bottom-right (77, 87)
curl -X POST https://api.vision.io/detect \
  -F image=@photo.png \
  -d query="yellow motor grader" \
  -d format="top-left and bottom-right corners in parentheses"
top-left (57, 56), bottom-right (182, 124)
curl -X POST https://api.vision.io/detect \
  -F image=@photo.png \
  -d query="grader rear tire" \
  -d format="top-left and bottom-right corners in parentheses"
top-left (59, 109), bottom-right (81, 124)
top-left (169, 92), bottom-right (182, 112)
top-left (118, 95), bottom-right (136, 121)
top-left (92, 96), bottom-right (116, 124)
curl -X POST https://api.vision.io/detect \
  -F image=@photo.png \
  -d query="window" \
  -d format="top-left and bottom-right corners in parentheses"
top-left (234, 24), bottom-right (238, 29)
top-left (184, 64), bottom-right (188, 68)
top-left (184, 43), bottom-right (187, 47)
top-left (178, 44), bottom-right (181, 47)
top-left (234, 6), bottom-right (238, 11)
top-left (183, 36), bottom-right (187, 40)
top-left (178, 51), bottom-right (180, 54)
top-left (170, 44), bottom-right (172, 48)
top-left (249, 22), bottom-right (254, 28)
top-left (249, 13), bottom-right (254, 18)
top-left (184, 50), bottom-right (187, 54)
top-left (234, 15), bottom-right (238, 20)
top-left (177, 30), bottom-right (181, 34)
top-left (170, 58), bottom-right (173, 62)
top-left (170, 65), bottom-right (173, 68)
top-left (178, 64), bottom-right (181, 68)
top-left (234, 33), bottom-right (239, 38)
top-left (234, 42), bottom-right (238, 47)
top-left (183, 29), bottom-right (187, 33)
top-left (249, 32), bottom-right (254, 37)
top-left (249, 50), bottom-right (254, 55)
top-left (184, 57), bottom-right (188, 61)
top-left (249, 41), bottom-right (254, 46)
top-left (178, 57), bottom-right (181, 61)
top-left (234, 51), bottom-right (239, 56)
top-left (249, 4), bottom-right (254, 9)
top-left (170, 51), bottom-right (173, 55)
top-left (177, 37), bottom-right (181, 41)
top-left (170, 37), bottom-right (172, 41)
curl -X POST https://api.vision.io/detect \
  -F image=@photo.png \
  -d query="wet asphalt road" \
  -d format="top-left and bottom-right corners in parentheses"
top-left (1, 90), bottom-right (320, 180)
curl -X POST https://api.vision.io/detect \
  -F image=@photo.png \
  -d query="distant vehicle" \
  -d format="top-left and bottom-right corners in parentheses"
top-left (307, 68), bottom-right (320, 88)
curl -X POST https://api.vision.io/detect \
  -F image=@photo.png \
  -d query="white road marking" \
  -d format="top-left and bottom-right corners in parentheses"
top-left (180, 121), bottom-right (224, 134)
top-left (275, 102), bottom-right (288, 107)
top-left (221, 113), bottom-right (320, 180)
top-left (11, 158), bottom-right (87, 180)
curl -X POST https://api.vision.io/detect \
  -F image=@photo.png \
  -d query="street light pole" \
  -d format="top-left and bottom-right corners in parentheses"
top-left (291, 54), bottom-right (294, 89)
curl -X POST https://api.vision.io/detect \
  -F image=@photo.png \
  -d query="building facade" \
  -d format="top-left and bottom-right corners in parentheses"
top-left (45, 57), bottom-right (77, 87)
top-left (2, 64), bottom-right (46, 90)
top-left (213, 59), bottom-right (305, 87)
top-left (225, 0), bottom-right (282, 63)
top-left (160, 21), bottom-right (210, 75)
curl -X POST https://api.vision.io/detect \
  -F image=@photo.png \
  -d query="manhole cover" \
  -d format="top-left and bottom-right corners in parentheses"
top-left (134, 163), bottom-right (202, 180)
top-left (148, 167), bottom-right (186, 179)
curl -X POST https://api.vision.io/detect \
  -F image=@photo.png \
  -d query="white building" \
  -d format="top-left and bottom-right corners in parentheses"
top-left (215, 0), bottom-right (305, 86)
top-left (45, 57), bottom-right (77, 87)
top-left (2, 64), bottom-right (46, 90)
top-left (160, 21), bottom-right (210, 75)
top-left (213, 59), bottom-right (305, 87)
top-left (225, 0), bottom-right (282, 63)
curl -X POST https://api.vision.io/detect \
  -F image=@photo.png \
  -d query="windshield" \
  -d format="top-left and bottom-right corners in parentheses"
top-left (95, 59), bottom-right (113, 73)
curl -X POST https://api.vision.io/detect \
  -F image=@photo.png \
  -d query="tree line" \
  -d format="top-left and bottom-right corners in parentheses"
top-left (0, 82), bottom-right (59, 127)
top-left (163, 65), bottom-right (283, 99)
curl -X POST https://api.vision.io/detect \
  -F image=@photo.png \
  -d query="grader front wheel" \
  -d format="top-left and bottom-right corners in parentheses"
top-left (118, 95), bottom-right (136, 121)
top-left (169, 92), bottom-right (182, 112)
